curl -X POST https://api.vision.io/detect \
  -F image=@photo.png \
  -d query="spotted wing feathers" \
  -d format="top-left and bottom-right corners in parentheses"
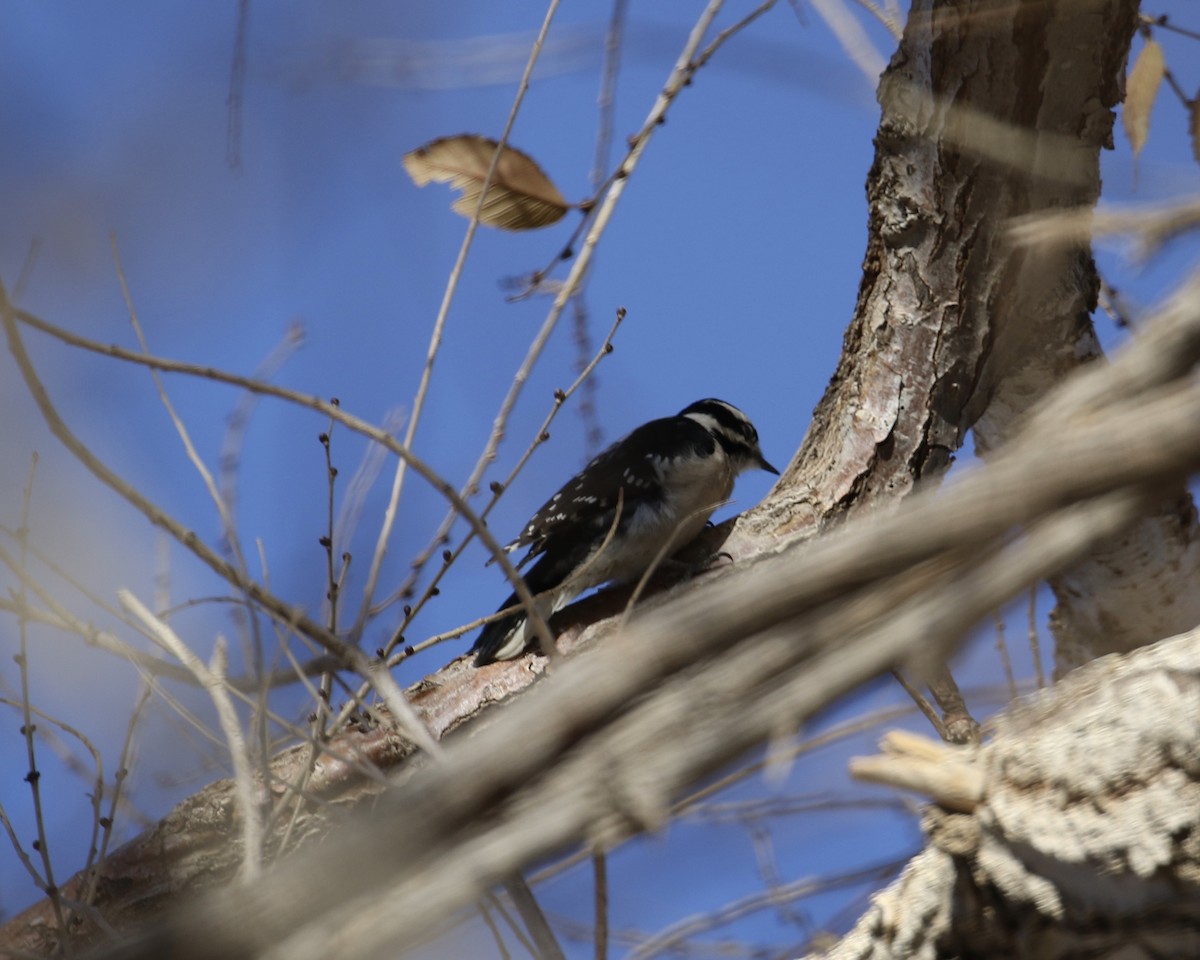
top-left (506, 416), bottom-right (716, 561)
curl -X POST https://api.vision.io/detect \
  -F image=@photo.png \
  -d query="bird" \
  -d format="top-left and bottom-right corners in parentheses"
top-left (470, 398), bottom-right (779, 666)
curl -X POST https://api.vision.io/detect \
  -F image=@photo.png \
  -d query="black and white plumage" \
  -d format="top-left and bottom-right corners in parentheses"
top-left (470, 398), bottom-right (779, 666)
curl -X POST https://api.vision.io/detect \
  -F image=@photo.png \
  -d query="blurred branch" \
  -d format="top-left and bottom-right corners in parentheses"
top-left (1010, 196), bottom-right (1200, 259)
top-left (502, 875), bottom-right (565, 960)
top-left (51, 270), bottom-right (1200, 960)
top-left (119, 591), bottom-right (264, 880)
top-left (627, 857), bottom-right (907, 960)
top-left (225, 0), bottom-right (250, 172)
top-left (0, 283), bottom-right (441, 759)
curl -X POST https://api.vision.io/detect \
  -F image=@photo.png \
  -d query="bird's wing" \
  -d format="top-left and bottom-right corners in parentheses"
top-left (505, 416), bottom-right (716, 558)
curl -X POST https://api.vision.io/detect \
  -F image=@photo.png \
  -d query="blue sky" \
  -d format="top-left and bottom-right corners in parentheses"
top-left (2, 1), bottom-right (1199, 954)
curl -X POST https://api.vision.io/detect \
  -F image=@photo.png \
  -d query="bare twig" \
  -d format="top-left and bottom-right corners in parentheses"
top-left (502, 875), bottom-right (566, 960)
top-left (1028, 585), bottom-right (1046, 689)
top-left (626, 858), bottom-right (907, 960)
top-left (808, 0), bottom-right (887, 82)
top-left (889, 670), bottom-right (948, 740)
top-left (924, 666), bottom-right (981, 745)
top-left (110, 234), bottom-right (273, 779)
top-left (225, 0), bottom-right (251, 171)
top-left (111, 235), bottom-right (250, 601)
top-left (486, 890), bottom-right (539, 958)
top-left (573, 0), bottom-right (630, 457)
top-left (618, 497), bottom-right (732, 633)
top-left (88, 683), bottom-right (152, 903)
top-left (1142, 11), bottom-right (1200, 42)
top-left (2, 287), bottom-right (512, 756)
top-left (592, 849), bottom-right (608, 960)
top-left (459, 0), bottom-right (732, 575)
top-left (1010, 197), bottom-right (1200, 259)
top-left (993, 609), bottom-right (1018, 701)
top-left (12, 454), bottom-right (68, 937)
top-left (0, 696), bottom-right (106, 934)
top-left (367, 307), bottom-right (624, 684)
top-left (477, 899), bottom-right (513, 960)
top-left (351, 0), bottom-right (566, 640)
top-left (118, 592), bottom-right (264, 881)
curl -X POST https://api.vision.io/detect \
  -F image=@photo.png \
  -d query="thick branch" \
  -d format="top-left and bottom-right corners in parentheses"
top-left (817, 628), bottom-right (1200, 960)
top-left (4, 276), bottom-right (1198, 958)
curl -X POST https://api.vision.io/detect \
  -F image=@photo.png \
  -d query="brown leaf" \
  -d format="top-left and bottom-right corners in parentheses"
top-left (1122, 38), bottom-right (1165, 161)
top-left (402, 135), bottom-right (570, 231)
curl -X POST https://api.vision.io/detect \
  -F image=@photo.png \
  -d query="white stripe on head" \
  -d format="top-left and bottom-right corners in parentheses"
top-left (682, 411), bottom-right (723, 436)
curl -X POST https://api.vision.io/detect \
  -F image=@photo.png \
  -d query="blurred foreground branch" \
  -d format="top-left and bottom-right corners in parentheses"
top-left (4, 267), bottom-right (1198, 959)
top-left (822, 628), bottom-right (1200, 959)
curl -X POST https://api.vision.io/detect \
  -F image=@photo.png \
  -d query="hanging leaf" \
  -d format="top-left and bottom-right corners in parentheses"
top-left (402, 135), bottom-right (570, 231)
top-left (1122, 38), bottom-right (1165, 161)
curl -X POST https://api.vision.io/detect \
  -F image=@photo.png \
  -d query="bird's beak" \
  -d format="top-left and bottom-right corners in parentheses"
top-left (758, 453), bottom-right (780, 476)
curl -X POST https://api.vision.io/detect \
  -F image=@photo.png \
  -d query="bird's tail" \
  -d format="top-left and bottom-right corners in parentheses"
top-left (470, 589), bottom-right (536, 666)
top-left (470, 548), bottom-right (582, 666)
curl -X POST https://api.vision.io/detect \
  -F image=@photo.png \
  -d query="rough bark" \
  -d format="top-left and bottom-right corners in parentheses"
top-left (734, 0), bottom-right (1200, 681)
top-left (815, 628), bottom-right (1200, 960)
top-left (739, 0), bottom-right (1138, 551)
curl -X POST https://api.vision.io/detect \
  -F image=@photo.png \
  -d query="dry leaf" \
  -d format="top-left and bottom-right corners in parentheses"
top-left (402, 135), bottom-right (569, 231)
top-left (1123, 38), bottom-right (1165, 161)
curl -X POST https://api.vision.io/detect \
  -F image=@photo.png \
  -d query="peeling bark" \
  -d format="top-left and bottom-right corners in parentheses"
top-left (740, 0), bottom-right (1139, 557)
top-left (816, 629), bottom-right (1200, 960)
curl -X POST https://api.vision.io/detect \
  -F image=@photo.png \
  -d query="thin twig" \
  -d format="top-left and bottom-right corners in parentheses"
top-left (889, 670), bottom-right (949, 740)
top-left (14, 238), bottom-right (41, 300)
top-left (1142, 12), bottom-right (1200, 43)
top-left (88, 683), bottom-right (152, 904)
top-left (0, 543), bottom-right (342, 707)
top-left (477, 899), bottom-right (513, 960)
top-left (0, 696), bottom-right (106, 933)
top-left (749, 824), bottom-right (811, 933)
top-left (315, 413), bottom-right (341, 738)
top-left (359, 308), bottom-right (623, 706)
top-left (487, 891), bottom-right (538, 958)
top-left (808, 0), bottom-right (886, 81)
top-left (351, 0), bottom-right (567, 641)
top-left (110, 235), bottom-right (250, 602)
top-left (110, 234), bottom-right (273, 786)
top-left (3, 290), bottom-right (522, 756)
top-left (471, 0), bottom-right (730, 500)
top-left (371, 0), bottom-right (766, 667)
top-left (118, 592), bottom-right (264, 881)
top-left (502, 874), bottom-right (566, 960)
top-left (618, 497), bottom-right (732, 633)
top-left (401, 0), bottom-right (738, 660)
top-left (1028, 585), bottom-right (1046, 689)
top-left (528, 702), bottom-right (925, 889)
top-left (0, 798), bottom-right (51, 909)
top-left (592, 849), bottom-right (608, 960)
top-left (925, 666), bottom-right (980, 745)
top-left (12, 455), bottom-right (68, 937)
top-left (992, 609), bottom-right (1018, 701)
top-left (225, 0), bottom-right (251, 171)
top-left (3, 292), bottom-right (538, 674)
top-left (625, 857), bottom-right (908, 960)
